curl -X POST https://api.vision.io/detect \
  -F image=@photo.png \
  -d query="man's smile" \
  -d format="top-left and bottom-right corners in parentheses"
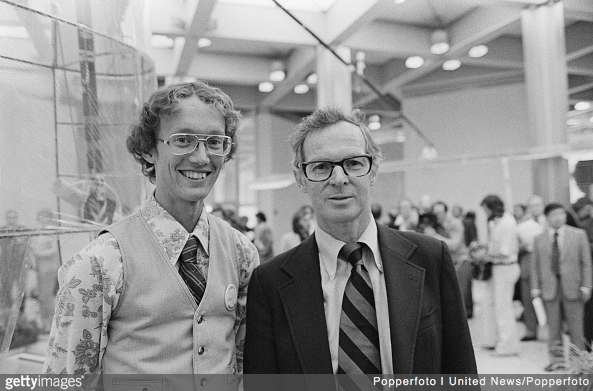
top-left (180, 170), bottom-right (209, 180)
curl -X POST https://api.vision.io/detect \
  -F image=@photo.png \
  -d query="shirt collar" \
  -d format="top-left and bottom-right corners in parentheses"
top-left (139, 194), bottom-right (210, 264)
top-left (316, 214), bottom-right (383, 281)
top-left (548, 225), bottom-right (565, 237)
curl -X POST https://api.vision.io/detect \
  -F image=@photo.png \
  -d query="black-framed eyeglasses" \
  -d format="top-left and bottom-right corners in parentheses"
top-left (299, 155), bottom-right (372, 182)
top-left (157, 133), bottom-right (233, 156)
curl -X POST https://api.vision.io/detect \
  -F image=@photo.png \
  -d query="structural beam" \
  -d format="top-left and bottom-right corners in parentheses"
top-left (186, 52), bottom-right (272, 85)
top-left (261, 0), bottom-right (385, 107)
top-left (174, 0), bottom-right (216, 76)
top-left (211, 3), bottom-right (320, 45)
top-left (563, 0), bottom-right (593, 22)
top-left (354, 5), bottom-right (522, 107)
top-left (261, 47), bottom-right (316, 107)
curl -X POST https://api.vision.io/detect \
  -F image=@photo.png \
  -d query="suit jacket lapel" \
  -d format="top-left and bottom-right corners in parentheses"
top-left (560, 228), bottom-right (572, 264)
top-left (377, 225), bottom-right (424, 374)
top-left (277, 234), bottom-right (333, 374)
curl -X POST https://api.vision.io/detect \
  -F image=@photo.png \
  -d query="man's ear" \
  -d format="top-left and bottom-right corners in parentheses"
top-left (142, 149), bottom-right (156, 164)
top-left (294, 169), bottom-right (308, 194)
top-left (370, 164), bottom-right (378, 186)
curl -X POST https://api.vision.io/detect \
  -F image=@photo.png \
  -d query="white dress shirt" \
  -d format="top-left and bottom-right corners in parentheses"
top-left (315, 216), bottom-right (393, 374)
top-left (548, 225), bottom-right (565, 249)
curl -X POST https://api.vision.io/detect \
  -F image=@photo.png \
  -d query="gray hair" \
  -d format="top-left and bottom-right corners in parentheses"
top-left (290, 107), bottom-right (382, 170)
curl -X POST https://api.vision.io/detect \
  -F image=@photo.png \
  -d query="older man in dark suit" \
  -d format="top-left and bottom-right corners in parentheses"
top-left (244, 107), bottom-right (476, 375)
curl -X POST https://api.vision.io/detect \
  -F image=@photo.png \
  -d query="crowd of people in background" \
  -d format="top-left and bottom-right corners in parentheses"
top-left (360, 193), bottom-right (592, 371)
top-left (214, 191), bottom-right (592, 373)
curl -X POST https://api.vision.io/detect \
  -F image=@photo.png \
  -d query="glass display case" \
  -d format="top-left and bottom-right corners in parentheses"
top-left (0, 0), bottom-right (155, 373)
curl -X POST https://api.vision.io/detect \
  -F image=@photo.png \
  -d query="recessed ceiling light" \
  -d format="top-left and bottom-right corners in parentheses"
top-left (430, 30), bottom-right (449, 55)
top-left (405, 56), bottom-right (425, 69)
top-left (198, 38), bottom-right (211, 48)
top-left (306, 73), bottom-right (318, 85)
top-left (421, 146), bottom-right (437, 160)
top-left (575, 101), bottom-right (591, 111)
top-left (294, 84), bottom-right (309, 94)
top-left (270, 61), bottom-right (286, 82)
top-left (394, 0), bottom-right (406, 4)
top-left (368, 121), bottom-right (381, 131)
top-left (442, 59), bottom-right (461, 71)
top-left (468, 45), bottom-right (488, 58)
top-left (258, 82), bottom-right (274, 93)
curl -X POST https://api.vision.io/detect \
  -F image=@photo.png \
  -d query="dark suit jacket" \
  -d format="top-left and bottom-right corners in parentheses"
top-left (244, 225), bottom-right (477, 374)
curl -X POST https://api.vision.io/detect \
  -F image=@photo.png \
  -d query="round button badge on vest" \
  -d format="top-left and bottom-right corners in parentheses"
top-left (225, 284), bottom-right (237, 311)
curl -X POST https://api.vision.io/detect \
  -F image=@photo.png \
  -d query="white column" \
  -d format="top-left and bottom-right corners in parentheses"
top-left (521, 2), bottom-right (570, 203)
top-left (255, 109), bottom-right (275, 220)
top-left (316, 46), bottom-right (352, 111)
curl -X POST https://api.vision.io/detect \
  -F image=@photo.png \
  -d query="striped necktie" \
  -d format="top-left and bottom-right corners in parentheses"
top-left (337, 242), bottom-right (381, 374)
top-left (179, 235), bottom-right (207, 305)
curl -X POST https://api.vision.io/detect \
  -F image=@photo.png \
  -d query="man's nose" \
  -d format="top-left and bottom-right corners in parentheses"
top-left (328, 165), bottom-right (349, 185)
top-left (188, 142), bottom-right (209, 164)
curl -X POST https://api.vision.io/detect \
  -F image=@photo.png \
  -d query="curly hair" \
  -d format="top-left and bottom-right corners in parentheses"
top-left (126, 81), bottom-right (241, 183)
top-left (290, 107), bottom-right (382, 171)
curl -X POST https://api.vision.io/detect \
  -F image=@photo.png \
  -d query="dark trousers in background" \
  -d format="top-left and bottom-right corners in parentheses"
top-left (521, 277), bottom-right (538, 338)
top-left (456, 260), bottom-right (473, 317)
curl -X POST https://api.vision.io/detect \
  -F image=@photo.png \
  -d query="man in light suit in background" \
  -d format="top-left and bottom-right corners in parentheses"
top-left (532, 203), bottom-right (592, 372)
top-left (244, 107), bottom-right (476, 375)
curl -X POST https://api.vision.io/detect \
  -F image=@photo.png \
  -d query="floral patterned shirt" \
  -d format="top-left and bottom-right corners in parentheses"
top-left (43, 195), bottom-right (259, 374)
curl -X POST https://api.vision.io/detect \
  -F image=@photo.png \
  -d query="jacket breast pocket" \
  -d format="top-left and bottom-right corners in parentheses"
top-left (415, 308), bottom-right (438, 373)
top-left (418, 307), bottom-right (437, 331)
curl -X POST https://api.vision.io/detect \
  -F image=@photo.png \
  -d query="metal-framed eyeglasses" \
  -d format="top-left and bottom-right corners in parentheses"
top-left (157, 133), bottom-right (233, 157)
top-left (299, 155), bottom-right (373, 182)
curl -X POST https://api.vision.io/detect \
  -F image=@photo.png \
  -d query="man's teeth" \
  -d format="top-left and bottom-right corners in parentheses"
top-left (182, 171), bottom-right (207, 180)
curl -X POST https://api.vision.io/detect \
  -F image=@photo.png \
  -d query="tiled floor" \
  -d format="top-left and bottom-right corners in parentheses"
top-left (469, 281), bottom-right (563, 374)
top-left (469, 317), bottom-right (550, 374)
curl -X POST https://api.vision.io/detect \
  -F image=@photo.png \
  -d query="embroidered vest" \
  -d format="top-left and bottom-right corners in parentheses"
top-left (100, 212), bottom-right (240, 375)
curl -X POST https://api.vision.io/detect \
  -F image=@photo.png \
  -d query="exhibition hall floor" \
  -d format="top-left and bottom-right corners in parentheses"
top-left (469, 317), bottom-right (549, 374)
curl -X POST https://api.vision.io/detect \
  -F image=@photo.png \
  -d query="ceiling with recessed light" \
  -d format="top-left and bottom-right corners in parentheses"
top-left (150, 0), bottom-right (592, 118)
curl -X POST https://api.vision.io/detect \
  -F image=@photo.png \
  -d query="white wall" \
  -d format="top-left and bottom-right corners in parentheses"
top-left (402, 83), bottom-right (534, 214)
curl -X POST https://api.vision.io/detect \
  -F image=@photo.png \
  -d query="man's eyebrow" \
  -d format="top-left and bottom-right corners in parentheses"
top-left (173, 128), bottom-right (225, 134)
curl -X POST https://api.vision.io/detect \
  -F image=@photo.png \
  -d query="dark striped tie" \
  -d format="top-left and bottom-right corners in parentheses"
top-left (337, 242), bottom-right (381, 374)
top-left (179, 235), bottom-right (207, 305)
top-left (551, 231), bottom-right (560, 277)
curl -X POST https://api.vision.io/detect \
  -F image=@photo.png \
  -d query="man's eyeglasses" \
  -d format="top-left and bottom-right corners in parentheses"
top-left (299, 155), bottom-right (372, 182)
top-left (158, 133), bottom-right (233, 157)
